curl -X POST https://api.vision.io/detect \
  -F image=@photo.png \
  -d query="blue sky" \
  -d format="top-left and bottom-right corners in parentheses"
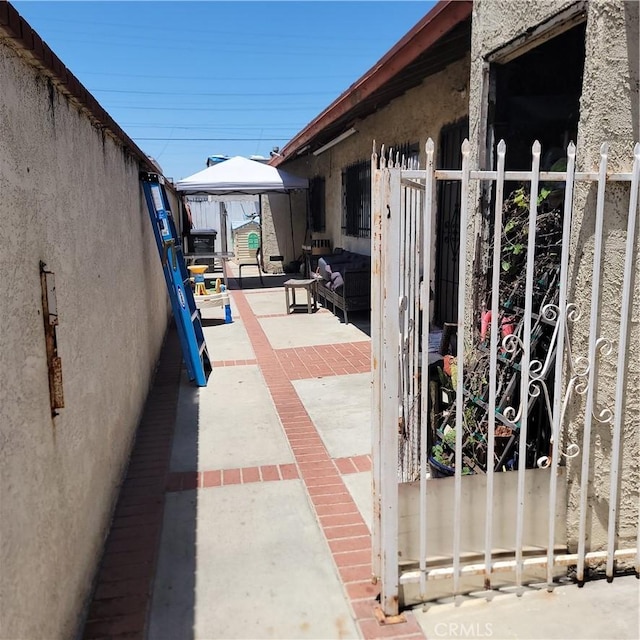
top-left (13, 1), bottom-right (435, 180)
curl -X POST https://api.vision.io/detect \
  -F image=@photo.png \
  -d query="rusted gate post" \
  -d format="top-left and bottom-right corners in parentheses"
top-left (371, 152), bottom-right (401, 617)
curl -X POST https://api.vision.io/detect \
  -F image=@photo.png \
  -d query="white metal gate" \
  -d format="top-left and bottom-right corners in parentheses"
top-left (371, 139), bottom-right (640, 615)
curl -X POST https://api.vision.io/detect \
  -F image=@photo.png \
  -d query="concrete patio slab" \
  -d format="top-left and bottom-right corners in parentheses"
top-left (201, 307), bottom-right (255, 362)
top-left (85, 273), bottom-right (639, 640)
top-left (342, 471), bottom-right (373, 532)
top-left (292, 372), bottom-right (372, 458)
top-left (412, 574), bottom-right (639, 639)
top-left (243, 289), bottom-right (295, 316)
top-left (259, 312), bottom-right (368, 349)
top-left (170, 365), bottom-right (293, 472)
top-left (149, 482), bottom-right (360, 640)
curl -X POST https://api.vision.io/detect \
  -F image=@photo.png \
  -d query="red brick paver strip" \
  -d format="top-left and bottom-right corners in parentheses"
top-left (211, 358), bottom-right (258, 367)
top-left (82, 325), bottom-right (182, 640)
top-left (274, 343), bottom-right (371, 380)
top-left (233, 290), bottom-right (425, 639)
top-left (333, 455), bottom-right (373, 475)
top-left (166, 463), bottom-right (300, 492)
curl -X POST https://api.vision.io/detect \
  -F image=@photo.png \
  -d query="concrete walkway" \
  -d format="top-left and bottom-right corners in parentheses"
top-left (82, 265), bottom-right (638, 639)
top-left (82, 265), bottom-right (424, 640)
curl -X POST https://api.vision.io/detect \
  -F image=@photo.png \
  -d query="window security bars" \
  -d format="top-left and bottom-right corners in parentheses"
top-left (309, 176), bottom-right (326, 233)
top-left (342, 159), bottom-right (371, 238)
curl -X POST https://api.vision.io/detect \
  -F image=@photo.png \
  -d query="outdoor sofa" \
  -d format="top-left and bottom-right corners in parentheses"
top-left (313, 250), bottom-right (371, 324)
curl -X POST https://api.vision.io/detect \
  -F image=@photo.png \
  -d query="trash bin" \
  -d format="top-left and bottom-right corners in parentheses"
top-left (189, 229), bottom-right (217, 269)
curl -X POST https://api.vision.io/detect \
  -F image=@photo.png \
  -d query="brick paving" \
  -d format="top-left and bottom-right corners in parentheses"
top-left (210, 358), bottom-right (258, 367)
top-left (82, 289), bottom-right (424, 639)
top-left (276, 342), bottom-right (371, 380)
top-left (233, 290), bottom-right (425, 640)
top-left (83, 326), bottom-right (182, 640)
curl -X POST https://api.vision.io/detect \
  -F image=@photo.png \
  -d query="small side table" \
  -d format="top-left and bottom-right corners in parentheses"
top-left (284, 278), bottom-right (317, 314)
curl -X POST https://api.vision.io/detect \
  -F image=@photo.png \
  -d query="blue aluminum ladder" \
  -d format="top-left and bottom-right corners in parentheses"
top-left (140, 171), bottom-right (211, 386)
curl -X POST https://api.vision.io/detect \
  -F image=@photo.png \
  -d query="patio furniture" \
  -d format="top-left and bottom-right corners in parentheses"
top-left (284, 278), bottom-right (317, 314)
top-left (313, 250), bottom-right (371, 324)
top-left (238, 248), bottom-right (264, 288)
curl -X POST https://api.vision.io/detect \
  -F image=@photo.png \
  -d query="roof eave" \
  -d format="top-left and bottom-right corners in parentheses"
top-left (271, 0), bottom-right (472, 166)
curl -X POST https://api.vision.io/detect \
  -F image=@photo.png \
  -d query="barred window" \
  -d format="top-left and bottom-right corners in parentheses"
top-left (382, 141), bottom-right (420, 168)
top-left (309, 176), bottom-right (326, 233)
top-left (342, 159), bottom-right (371, 238)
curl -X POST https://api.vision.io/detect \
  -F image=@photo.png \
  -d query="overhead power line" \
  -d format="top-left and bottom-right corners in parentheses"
top-left (108, 105), bottom-right (319, 112)
top-left (36, 20), bottom-right (379, 45)
top-left (40, 35), bottom-right (372, 58)
top-left (133, 137), bottom-right (287, 142)
top-left (70, 70), bottom-right (354, 82)
top-left (92, 88), bottom-right (336, 97)
top-left (121, 123), bottom-right (305, 130)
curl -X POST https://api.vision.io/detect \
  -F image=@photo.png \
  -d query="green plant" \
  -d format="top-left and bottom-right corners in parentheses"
top-left (428, 181), bottom-right (564, 475)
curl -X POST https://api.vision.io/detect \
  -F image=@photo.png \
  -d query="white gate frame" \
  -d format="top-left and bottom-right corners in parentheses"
top-left (371, 139), bottom-right (640, 616)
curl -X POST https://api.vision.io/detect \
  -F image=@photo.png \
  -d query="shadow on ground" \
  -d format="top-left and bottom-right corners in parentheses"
top-left (228, 273), bottom-right (292, 290)
top-left (200, 317), bottom-right (226, 327)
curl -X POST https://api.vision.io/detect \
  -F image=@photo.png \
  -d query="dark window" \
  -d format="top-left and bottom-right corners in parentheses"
top-left (489, 22), bottom-right (586, 172)
top-left (382, 141), bottom-right (420, 168)
top-left (309, 176), bottom-right (326, 232)
top-left (342, 160), bottom-right (371, 238)
top-left (435, 120), bottom-right (468, 326)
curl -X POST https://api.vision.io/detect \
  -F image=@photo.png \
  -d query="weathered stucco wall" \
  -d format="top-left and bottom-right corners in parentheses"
top-left (468, 0), bottom-right (639, 560)
top-left (567, 0), bottom-right (639, 560)
top-left (270, 54), bottom-right (470, 265)
top-left (261, 191), bottom-right (307, 273)
top-left (0, 37), bottom-right (171, 639)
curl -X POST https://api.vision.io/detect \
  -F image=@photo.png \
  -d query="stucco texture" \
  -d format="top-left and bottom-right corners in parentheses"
top-left (0, 39), bottom-right (170, 639)
top-left (261, 191), bottom-right (307, 273)
top-left (566, 0), bottom-right (639, 558)
top-left (468, 0), bottom-right (639, 560)
top-left (269, 55), bottom-right (470, 264)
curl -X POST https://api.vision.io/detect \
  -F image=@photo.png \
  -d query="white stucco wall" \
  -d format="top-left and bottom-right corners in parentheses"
top-left (0, 38), bottom-right (171, 639)
top-left (270, 54), bottom-right (470, 266)
top-left (468, 0), bottom-right (639, 559)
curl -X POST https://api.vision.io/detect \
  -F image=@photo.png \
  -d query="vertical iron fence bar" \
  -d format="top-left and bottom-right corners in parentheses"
top-left (453, 140), bottom-right (471, 595)
top-left (371, 148), bottom-right (383, 582)
top-left (515, 140), bottom-right (542, 587)
top-left (380, 166), bottom-right (402, 616)
top-left (606, 142), bottom-right (640, 578)
top-left (414, 183), bottom-right (423, 476)
top-left (399, 167), bottom-right (408, 478)
top-left (403, 181), bottom-right (411, 476)
top-left (402, 182), bottom-right (418, 472)
top-left (547, 142), bottom-right (577, 588)
top-left (419, 139), bottom-right (436, 598)
top-left (577, 143), bottom-right (609, 583)
top-left (408, 184), bottom-right (418, 475)
top-left (484, 139), bottom-right (506, 588)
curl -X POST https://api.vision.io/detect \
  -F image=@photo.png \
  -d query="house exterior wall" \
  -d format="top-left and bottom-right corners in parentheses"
top-left (262, 191), bottom-right (307, 273)
top-left (0, 37), bottom-right (171, 639)
top-left (468, 0), bottom-right (639, 558)
top-left (269, 54), bottom-right (470, 267)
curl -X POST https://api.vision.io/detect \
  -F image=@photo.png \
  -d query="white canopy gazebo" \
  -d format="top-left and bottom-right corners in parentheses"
top-left (175, 156), bottom-right (308, 276)
top-left (175, 155), bottom-right (308, 196)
